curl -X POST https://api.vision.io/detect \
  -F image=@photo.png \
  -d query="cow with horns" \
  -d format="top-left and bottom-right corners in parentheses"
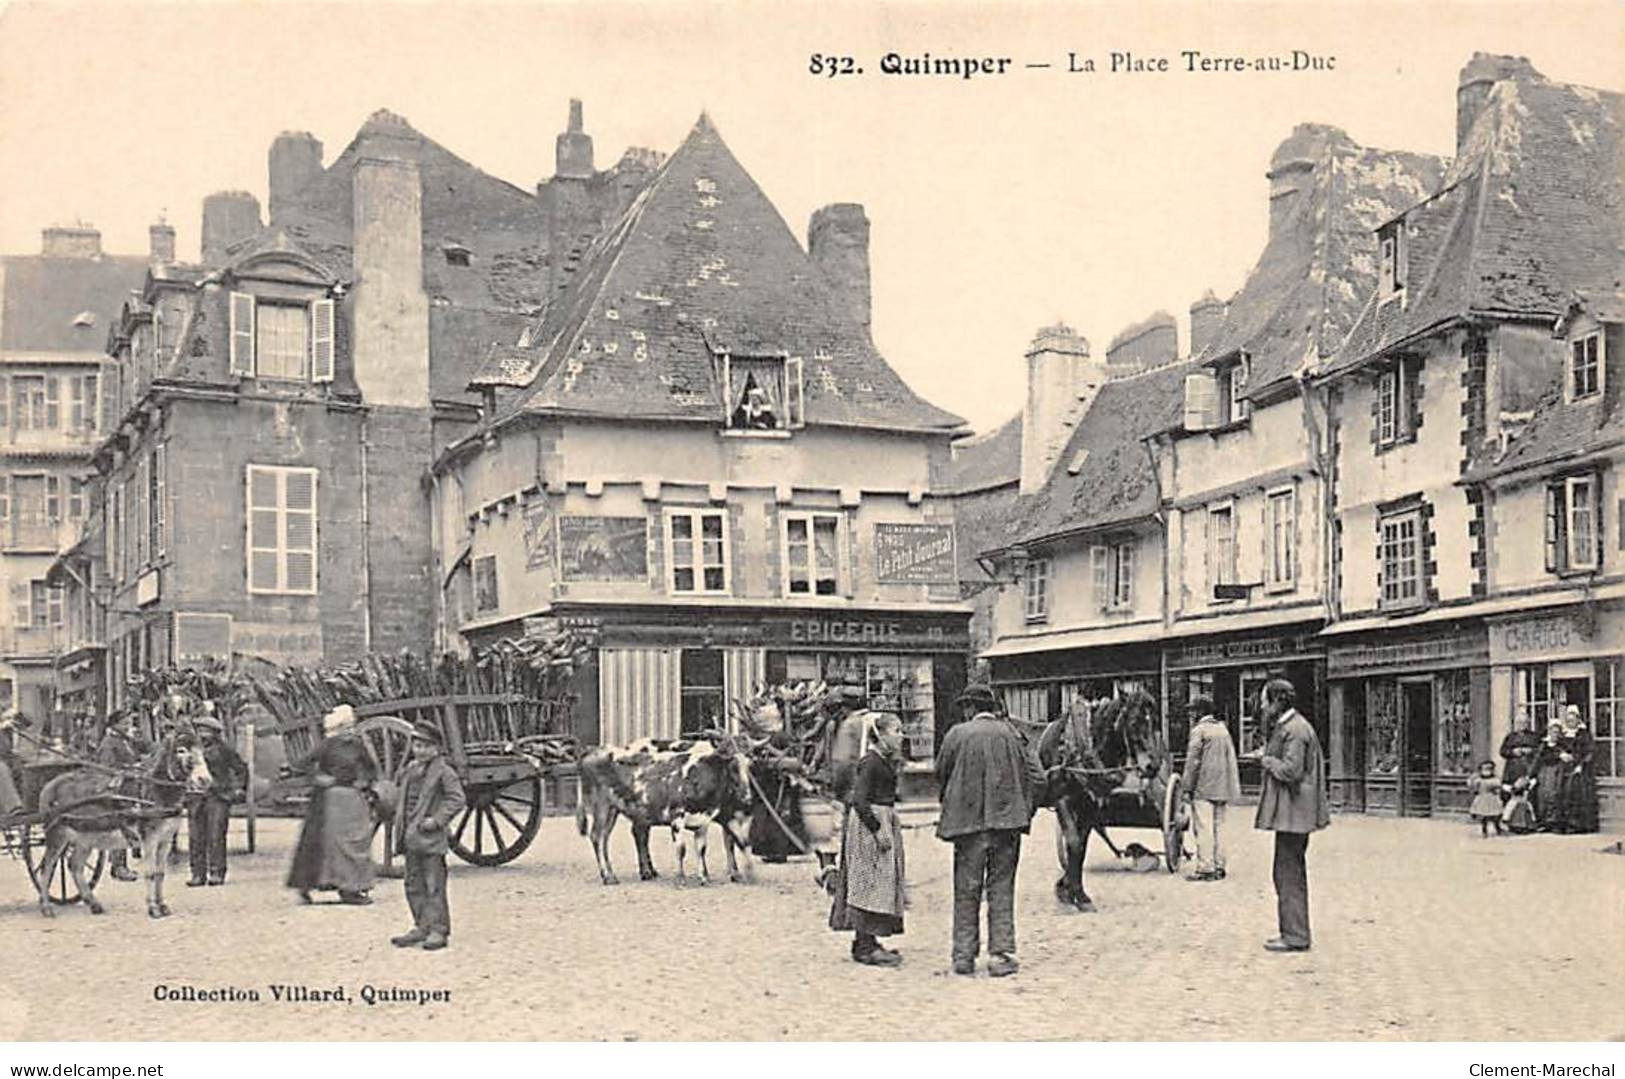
top-left (575, 735), bottom-right (763, 886)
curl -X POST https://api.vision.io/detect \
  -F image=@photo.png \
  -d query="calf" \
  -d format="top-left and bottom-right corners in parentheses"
top-left (575, 738), bottom-right (755, 886)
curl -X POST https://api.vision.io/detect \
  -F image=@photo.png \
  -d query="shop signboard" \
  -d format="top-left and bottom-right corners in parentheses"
top-left (579, 606), bottom-right (971, 652)
top-left (873, 524), bottom-right (957, 584)
top-left (1489, 605), bottom-right (1621, 665)
top-left (230, 621), bottom-right (323, 665)
top-left (1167, 631), bottom-right (1321, 670)
top-left (1326, 628), bottom-right (1488, 677)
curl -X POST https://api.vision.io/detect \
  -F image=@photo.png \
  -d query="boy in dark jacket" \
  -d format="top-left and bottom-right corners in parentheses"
top-left (187, 714), bottom-right (247, 886)
top-left (391, 722), bottom-right (466, 951)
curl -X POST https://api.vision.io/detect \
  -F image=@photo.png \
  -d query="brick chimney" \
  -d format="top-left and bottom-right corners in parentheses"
top-left (542, 99), bottom-right (603, 298)
top-left (1020, 323), bottom-right (1097, 494)
top-left (1189, 291), bottom-right (1226, 357)
top-left (809, 203), bottom-right (871, 330)
top-left (1266, 125), bottom-right (1347, 245)
top-left (555, 98), bottom-right (595, 180)
top-left (1456, 53), bottom-right (1541, 156)
top-left (41, 225), bottom-right (102, 259)
top-left (149, 220), bottom-right (176, 263)
top-left (268, 131), bottom-right (325, 224)
top-left (200, 191), bottom-right (263, 265)
top-left (350, 109), bottom-right (429, 408)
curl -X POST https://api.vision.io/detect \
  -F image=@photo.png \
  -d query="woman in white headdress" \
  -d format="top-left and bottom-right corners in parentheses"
top-left (286, 705), bottom-right (379, 904)
top-left (828, 712), bottom-right (908, 966)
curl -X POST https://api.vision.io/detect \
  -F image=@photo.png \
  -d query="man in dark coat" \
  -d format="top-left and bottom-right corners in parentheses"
top-left (1253, 679), bottom-right (1330, 953)
top-left (935, 683), bottom-right (1044, 978)
top-left (391, 722), bottom-right (466, 951)
top-left (96, 714), bottom-right (150, 881)
top-left (187, 714), bottom-right (248, 887)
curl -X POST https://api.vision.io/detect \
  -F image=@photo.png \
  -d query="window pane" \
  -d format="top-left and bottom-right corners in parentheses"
top-left (813, 518), bottom-right (838, 593)
top-left (285, 510), bottom-right (314, 552)
top-left (673, 566), bottom-right (695, 592)
top-left (255, 304), bottom-right (308, 380)
top-left (251, 550), bottom-right (279, 590)
top-left (250, 509), bottom-right (279, 548)
top-left (250, 469), bottom-right (277, 509)
top-left (284, 470), bottom-right (314, 512)
top-left (285, 552), bottom-right (314, 593)
top-left (703, 566), bottom-right (724, 591)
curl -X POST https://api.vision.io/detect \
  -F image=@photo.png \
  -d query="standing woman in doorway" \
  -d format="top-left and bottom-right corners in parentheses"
top-left (1558, 705), bottom-right (1598, 834)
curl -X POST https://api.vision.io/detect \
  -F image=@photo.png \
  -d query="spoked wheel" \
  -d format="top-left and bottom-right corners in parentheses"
top-left (1161, 771), bottom-right (1186, 874)
top-left (354, 716), bottom-right (417, 875)
top-left (449, 776), bottom-right (543, 866)
top-left (22, 830), bottom-right (107, 905)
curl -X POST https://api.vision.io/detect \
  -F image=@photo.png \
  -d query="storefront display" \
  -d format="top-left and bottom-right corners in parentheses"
top-left (785, 651), bottom-right (936, 763)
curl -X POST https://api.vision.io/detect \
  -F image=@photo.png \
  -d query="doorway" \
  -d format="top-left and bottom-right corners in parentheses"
top-left (1400, 678), bottom-right (1434, 816)
top-left (1551, 670), bottom-right (1593, 725)
top-left (679, 649), bottom-right (724, 736)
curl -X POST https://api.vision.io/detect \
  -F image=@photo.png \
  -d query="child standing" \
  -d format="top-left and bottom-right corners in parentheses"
top-left (1467, 760), bottom-right (1503, 837)
top-left (391, 721), bottom-right (466, 951)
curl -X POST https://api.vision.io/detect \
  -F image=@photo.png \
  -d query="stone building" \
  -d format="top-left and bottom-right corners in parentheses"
top-left (432, 113), bottom-right (971, 779)
top-left (1, 225), bottom-right (151, 728)
top-left (1319, 56), bottom-right (1624, 822)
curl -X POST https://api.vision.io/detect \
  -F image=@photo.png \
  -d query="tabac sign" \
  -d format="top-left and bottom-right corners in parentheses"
top-left (873, 524), bottom-right (957, 584)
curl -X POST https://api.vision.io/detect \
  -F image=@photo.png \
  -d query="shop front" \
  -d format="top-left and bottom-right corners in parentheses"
top-left (1487, 601), bottom-right (1624, 829)
top-left (508, 603), bottom-right (971, 787)
top-left (1325, 620), bottom-right (1490, 817)
top-left (987, 640), bottom-right (1161, 729)
top-left (1164, 627), bottom-right (1325, 799)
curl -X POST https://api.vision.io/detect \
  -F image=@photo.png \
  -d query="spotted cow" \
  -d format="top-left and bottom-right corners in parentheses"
top-left (575, 738), bottom-right (755, 886)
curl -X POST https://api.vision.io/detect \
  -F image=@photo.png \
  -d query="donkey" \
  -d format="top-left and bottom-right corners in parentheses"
top-left (1025, 688), bottom-right (1167, 912)
top-left (32, 727), bottom-right (213, 918)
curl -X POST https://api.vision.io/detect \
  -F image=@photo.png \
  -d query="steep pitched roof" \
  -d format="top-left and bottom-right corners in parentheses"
top-left (1001, 359), bottom-right (1197, 550)
top-left (269, 111), bottom-right (551, 313)
top-left (945, 412), bottom-right (1021, 494)
top-left (0, 253), bottom-right (149, 353)
top-left (501, 116), bottom-right (964, 433)
top-left (1200, 125), bottom-right (1444, 391)
top-left (1333, 71), bottom-right (1625, 372)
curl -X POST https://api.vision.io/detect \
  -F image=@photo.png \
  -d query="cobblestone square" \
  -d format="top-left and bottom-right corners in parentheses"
top-left (3, 811), bottom-right (1620, 1041)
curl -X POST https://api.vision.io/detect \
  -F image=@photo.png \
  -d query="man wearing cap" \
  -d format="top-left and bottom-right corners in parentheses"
top-left (935, 682), bottom-right (1044, 977)
top-left (186, 712), bottom-right (247, 887)
top-left (391, 721), bottom-right (465, 951)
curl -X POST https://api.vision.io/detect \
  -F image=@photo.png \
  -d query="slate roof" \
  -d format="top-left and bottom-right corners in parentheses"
top-left (430, 304), bottom-right (533, 402)
top-left (0, 253), bottom-right (149, 353)
top-left (944, 412), bottom-right (1021, 494)
top-left (499, 115), bottom-right (964, 433)
top-left (1199, 125), bottom-right (1444, 392)
top-left (1331, 70), bottom-right (1625, 373)
top-left (997, 358), bottom-right (1198, 550)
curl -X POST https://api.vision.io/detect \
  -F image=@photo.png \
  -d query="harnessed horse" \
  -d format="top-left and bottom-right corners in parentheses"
top-left (1017, 688), bottom-right (1166, 912)
top-left (32, 726), bottom-right (214, 918)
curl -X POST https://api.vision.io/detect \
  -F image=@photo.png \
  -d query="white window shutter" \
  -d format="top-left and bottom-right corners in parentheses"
top-left (229, 292), bottom-right (255, 376)
top-left (786, 357), bottom-right (805, 428)
top-left (1090, 545), bottom-right (1109, 610)
top-left (311, 299), bottom-right (336, 383)
top-left (1183, 372), bottom-right (1218, 431)
top-left (155, 444), bottom-right (167, 558)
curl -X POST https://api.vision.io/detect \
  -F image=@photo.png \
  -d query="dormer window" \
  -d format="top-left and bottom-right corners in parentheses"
top-left (229, 292), bottom-right (335, 383)
top-left (720, 354), bottom-right (804, 432)
top-left (1379, 221), bottom-right (1406, 300)
top-left (442, 243), bottom-right (472, 268)
top-left (1568, 331), bottom-right (1603, 402)
top-left (72, 311), bottom-right (97, 328)
top-left (1214, 355), bottom-right (1250, 425)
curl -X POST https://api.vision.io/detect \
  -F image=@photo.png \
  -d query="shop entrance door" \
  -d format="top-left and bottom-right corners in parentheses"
top-left (1400, 678), bottom-right (1434, 817)
top-left (1551, 669), bottom-right (1593, 724)
top-left (679, 649), bottom-right (724, 736)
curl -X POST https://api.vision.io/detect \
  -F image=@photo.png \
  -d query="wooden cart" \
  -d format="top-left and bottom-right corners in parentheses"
top-left (2, 757), bottom-right (108, 904)
top-left (275, 693), bottom-right (577, 868)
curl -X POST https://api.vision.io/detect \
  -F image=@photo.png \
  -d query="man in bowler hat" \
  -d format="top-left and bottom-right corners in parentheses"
top-left (934, 682), bottom-right (1044, 977)
top-left (392, 721), bottom-right (466, 951)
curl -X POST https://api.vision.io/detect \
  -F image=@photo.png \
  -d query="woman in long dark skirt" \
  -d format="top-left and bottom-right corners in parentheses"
top-left (1533, 720), bottom-right (1568, 832)
top-left (1558, 706), bottom-right (1599, 834)
top-left (287, 706), bottom-right (380, 904)
top-left (829, 713), bottom-right (907, 967)
top-left (747, 731), bottom-right (808, 863)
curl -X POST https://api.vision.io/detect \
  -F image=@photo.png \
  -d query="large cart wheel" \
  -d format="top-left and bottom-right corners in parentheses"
top-left (22, 830), bottom-right (106, 905)
top-left (450, 776), bottom-right (543, 866)
top-left (1161, 771), bottom-right (1186, 874)
top-left (355, 716), bottom-right (417, 876)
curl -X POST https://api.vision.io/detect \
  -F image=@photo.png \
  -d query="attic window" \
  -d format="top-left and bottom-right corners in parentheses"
top-left (442, 243), bottom-right (472, 267)
top-left (720, 354), bottom-right (804, 432)
top-left (1378, 221), bottom-right (1406, 300)
top-left (72, 311), bottom-right (97, 328)
top-left (1066, 449), bottom-right (1089, 475)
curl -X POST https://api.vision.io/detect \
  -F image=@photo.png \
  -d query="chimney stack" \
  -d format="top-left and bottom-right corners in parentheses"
top-left (351, 109), bottom-right (429, 407)
top-left (555, 98), bottom-right (595, 180)
top-left (149, 220), bottom-right (176, 264)
top-left (1456, 53), bottom-right (1540, 157)
top-left (809, 203), bottom-right (872, 330)
top-left (268, 131), bottom-right (325, 224)
top-left (1020, 323), bottom-right (1095, 495)
top-left (1265, 124), bottom-right (1346, 244)
top-left (200, 191), bottom-right (263, 266)
top-left (41, 224), bottom-right (102, 259)
top-left (1188, 292), bottom-right (1226, 357)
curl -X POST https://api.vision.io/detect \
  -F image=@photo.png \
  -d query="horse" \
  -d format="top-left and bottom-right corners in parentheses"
top-left (32, 726), bottom-right (214, 918)
top-left (1023, 688), bottom-right (1166, 912)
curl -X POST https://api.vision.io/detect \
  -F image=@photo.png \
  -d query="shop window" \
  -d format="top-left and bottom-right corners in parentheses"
top-left (1022, 557), bottom-right (1050, 623)
top-left (1237, 671), bottom-right (1271, 756)
top-left (783, 512), bottom-right (841, 596)
top-left (1596, 658), bottom-right (1622, 779)
top-left (1366, 681), bottom-right (1401, 775)
top-left (1567, 332), bottom-right (1602, 402)
top-left (680, 649), bottom-right (725, 736)
top-left (1002, 685), bottom-right (1049, 723)
top-left (1379, 507), bottom-right (1423, 610)
top-left (1545, 474), bottom-right (1603, 574)
top-left (665, 509), bottom-right (729, 594)
top-left (868, 654), bottom-right (935, 761)
top-left (1266, 487), bottom-right (1296, 591)
top-left (1514, 665), bottom-right (1551, 734)
top-left (1435, 670), bottom-right (1473, 776)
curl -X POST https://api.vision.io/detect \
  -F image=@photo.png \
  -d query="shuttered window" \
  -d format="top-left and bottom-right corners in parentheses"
top-left (255, 303), bottom-right (309, 381)
top-left (785, 357), bottom-right (805, 428)
top-left (246, 464), bottom-right (318, 594)
top-left (311, 299), bottom-right (335, 382)
top-left (150, 446), bottom-right (166, 559)
top-left (229, 292), bottom-right (256, 375)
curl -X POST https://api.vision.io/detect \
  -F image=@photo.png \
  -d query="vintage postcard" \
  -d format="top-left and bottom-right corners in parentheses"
top-left (0, 0), bottom-right (1620, 1062)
